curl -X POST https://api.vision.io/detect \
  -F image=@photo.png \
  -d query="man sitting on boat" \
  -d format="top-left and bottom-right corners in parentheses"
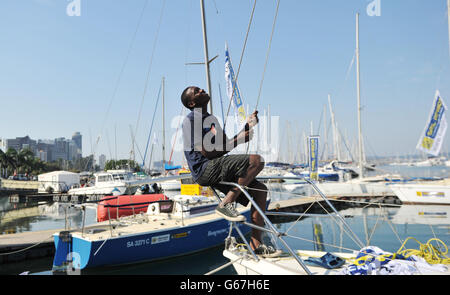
top-left (181, 86), bottom-right (278, 256)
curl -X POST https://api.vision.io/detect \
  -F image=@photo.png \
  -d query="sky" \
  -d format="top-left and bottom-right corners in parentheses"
top-left (0, 0), bottom-right (450, 167)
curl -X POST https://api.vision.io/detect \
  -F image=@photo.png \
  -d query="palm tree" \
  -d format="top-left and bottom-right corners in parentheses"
top-left (0, 149), bottom-right (7, 178)
top-left (17, 148), bottom-right (35, 175)
top-left (5, 148), bottom-right (18, 177)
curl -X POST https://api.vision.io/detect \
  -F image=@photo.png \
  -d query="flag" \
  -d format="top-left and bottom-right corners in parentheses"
top-left (225, 44), bottom-right (246, 125)
top-left (416, 90), bottom-right (447, 156)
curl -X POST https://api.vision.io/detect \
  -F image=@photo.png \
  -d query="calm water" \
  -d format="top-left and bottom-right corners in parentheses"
top-left (1, 165), bottom-right (450, 275)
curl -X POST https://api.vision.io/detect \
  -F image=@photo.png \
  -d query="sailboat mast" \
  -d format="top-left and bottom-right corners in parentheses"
top-left (328, 94), bottom-right (340, 161)
top-left (447, 0), bottom-right (450, 58)
top-left (162, 77), bottom-right (166, 171)
top-left (323, 103), bottom-right (327, 160)
top-left (356, 13), bottom-right (364, 178)
top-left (200, 0), bottom-right (213, 115)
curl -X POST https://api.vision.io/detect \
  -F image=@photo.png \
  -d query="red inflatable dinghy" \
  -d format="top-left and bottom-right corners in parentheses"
top-left (97, 194), bottom-right (168, 222)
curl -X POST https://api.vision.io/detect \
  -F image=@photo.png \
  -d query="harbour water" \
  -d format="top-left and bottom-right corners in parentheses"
top-left (1, 165), bottom-right (450, 275)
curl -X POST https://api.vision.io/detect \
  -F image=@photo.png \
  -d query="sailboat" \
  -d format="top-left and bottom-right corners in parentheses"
top-left (154, 77), bottom-right (182, 192)
top-left (303, 14), bottom-right (399, 198)
top-left (389, 91), bottom-right (450, 205)
top-left (388, 1), bottom-right (450, 205)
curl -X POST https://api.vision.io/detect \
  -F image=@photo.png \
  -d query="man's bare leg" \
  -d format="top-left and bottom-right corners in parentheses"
top-left (247, 180), bottom-right (267, 250)
top-left (218, 155), bottom-right (267, 250)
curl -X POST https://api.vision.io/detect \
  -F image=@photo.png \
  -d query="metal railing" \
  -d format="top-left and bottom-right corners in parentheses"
top-left (209, 176), bottom-right (365, 275)
top-left (211, 181), bottom-right (314, 275)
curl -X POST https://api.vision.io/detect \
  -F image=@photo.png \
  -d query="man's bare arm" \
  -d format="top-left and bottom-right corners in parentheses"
top-left (199, 124), bottom-right (253, 160)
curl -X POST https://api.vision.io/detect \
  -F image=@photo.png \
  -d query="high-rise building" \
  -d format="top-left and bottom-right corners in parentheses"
top-left (72, 132), bottom-right (82, 159)
top-left (53, 137), bottom-right (69, 161)
top-left (4, 136), bottom-right (37, 153)
top-left (4, 132), bottom-right (83, 163)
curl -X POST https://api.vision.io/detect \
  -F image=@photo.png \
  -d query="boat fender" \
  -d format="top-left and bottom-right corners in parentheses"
top-left (147, 203), bottom-right (160, 215)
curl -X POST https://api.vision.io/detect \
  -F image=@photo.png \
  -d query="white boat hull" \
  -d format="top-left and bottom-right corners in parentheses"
top-left (311, 181), bottom-right (394, 196)
top-left (68, 185), bottom-right (127, 196)
top-left (390, 183), bottom-right (450, 205)
top-left (389, 205), bottom-right (450, 225)
top-left (160, 180), bottom-right (181, 191)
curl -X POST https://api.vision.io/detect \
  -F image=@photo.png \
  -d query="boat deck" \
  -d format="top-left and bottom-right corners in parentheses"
top-left (224, 249), bottom-right (450, 275)
top-left (70, 201), bottom-right (247, 242)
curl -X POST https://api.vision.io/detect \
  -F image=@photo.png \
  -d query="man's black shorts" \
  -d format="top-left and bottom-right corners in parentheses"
top-left (196, 154), bottom-right (254, 206)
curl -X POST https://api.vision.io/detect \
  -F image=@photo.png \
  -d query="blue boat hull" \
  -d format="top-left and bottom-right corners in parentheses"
top-left (53, 211), bottom-right (251, 270)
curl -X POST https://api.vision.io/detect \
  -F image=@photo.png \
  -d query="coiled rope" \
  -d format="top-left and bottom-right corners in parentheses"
top-left (396, 237), bottom-right (450, 265)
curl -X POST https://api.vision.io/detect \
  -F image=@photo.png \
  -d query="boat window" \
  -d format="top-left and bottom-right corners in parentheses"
top-left (113, 174), bottom-right (125, 180)
top-left (98, 175), bottom-right (108, 182)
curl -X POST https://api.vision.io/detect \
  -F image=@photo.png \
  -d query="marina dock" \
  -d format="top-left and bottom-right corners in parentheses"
top-left (268, 192), bottom-right (399, 211)
top-left (0, 228), bottom-right (56, 264)
top-left (0, 221), bottom-right (113, 264)
top-left (0, 179), bottom-right (38, 196)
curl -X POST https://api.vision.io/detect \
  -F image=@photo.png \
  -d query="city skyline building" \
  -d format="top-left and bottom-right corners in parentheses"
top-left (0, 132), bottom-right (82, 162)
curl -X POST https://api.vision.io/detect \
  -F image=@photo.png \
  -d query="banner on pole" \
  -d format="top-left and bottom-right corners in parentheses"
top-left (416, 90), bottom-right (447, 156)
top-left (225, 44), bottom-right (246, 125)
top-left (308, 136), bottom-right (319, 181)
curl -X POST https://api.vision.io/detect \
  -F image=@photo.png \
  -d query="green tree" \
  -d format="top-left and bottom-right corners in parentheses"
top-left (0, 150), bottom-right (8, 178)
top-left (5, 148), bottom-right (18, 176)
top-left (17, 148), bottom-right (35, 174)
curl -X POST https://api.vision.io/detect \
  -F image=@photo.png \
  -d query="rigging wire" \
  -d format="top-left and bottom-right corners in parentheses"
top-left (87, 0), bottom-right (150, 170)
top-left (184, 0), bottom-right (195, 86)
top-left (246, 185), bottom-right (367, 249)
top-left (254, 0), bottom-right (281, 112)
top-left (223, 0), bottom-right (258, 129)
top-left (245, 184), bottom-right (450, 268)
top-left (168, 106), bottom-right (186, 166)
top-left (142, 84), bottom-right (163, 168)
top-left (132, 0), bottom-right (166, 161)
top-left (245, 0), bottom-right (281, 155)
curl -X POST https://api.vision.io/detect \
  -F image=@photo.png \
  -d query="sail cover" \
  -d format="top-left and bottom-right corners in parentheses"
top-left (416, 90), bottom-right (447, 156)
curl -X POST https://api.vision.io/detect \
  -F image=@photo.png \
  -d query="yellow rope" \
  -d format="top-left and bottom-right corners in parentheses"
top-left (396, 237), bottom-right (450, 265)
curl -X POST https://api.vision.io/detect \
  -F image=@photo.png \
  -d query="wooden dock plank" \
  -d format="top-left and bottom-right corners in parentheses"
top-left (0, 222), bottom-right (111, 249)
top-left (0, 229), bottom-right (56, 249)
